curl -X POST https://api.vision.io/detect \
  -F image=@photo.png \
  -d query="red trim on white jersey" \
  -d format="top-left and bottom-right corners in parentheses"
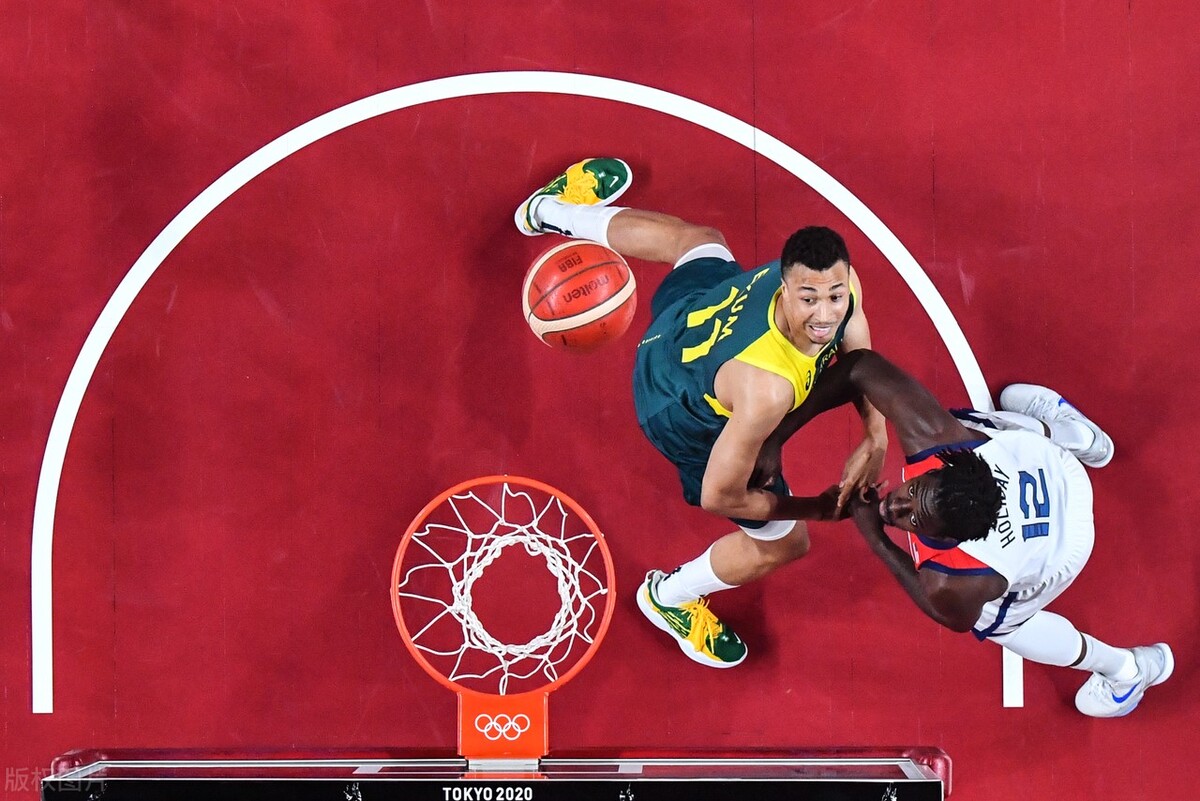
top-left (902, 452), bottom-right (992, 573)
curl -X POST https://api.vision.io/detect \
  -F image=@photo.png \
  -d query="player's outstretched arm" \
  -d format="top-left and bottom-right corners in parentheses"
top-left (840, 350), bottom-right (978, 455)
top-left (835, 267), bottom-right (887, 508)
top-left (766, 349), bottom-right (978, 459)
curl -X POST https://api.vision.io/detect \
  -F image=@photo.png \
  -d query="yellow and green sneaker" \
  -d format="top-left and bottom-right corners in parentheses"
top-left (514, 157), bottom-right (632, 236)
top-left (636, 569), bottom-right (747, 668)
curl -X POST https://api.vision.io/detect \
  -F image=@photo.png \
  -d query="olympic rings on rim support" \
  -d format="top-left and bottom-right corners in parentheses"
top-left (475, 713), bottom-right (532, 742)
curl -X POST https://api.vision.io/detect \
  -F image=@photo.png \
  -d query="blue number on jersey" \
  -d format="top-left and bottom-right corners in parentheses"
top-left (1018, 469), bottom-right (1051, 540)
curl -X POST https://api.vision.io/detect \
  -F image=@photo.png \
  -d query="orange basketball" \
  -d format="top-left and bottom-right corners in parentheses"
top-left (522, 240), bottom-right (638, 352)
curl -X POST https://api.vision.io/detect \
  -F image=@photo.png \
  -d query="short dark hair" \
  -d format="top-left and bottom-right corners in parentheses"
top-left (780, 226), bottom-right (850, 277)
top-left (928, 449), bottom-right (1004, 542)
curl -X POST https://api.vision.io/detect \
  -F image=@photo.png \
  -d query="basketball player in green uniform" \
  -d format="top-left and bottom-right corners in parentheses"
top-left (516, 158), bottom-right (886, 667)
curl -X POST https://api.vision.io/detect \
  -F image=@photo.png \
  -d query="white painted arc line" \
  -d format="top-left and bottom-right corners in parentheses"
top-left (31, 70), bottom-right (999, 714)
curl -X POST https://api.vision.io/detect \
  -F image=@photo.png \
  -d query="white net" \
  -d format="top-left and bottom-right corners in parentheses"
top-left (395, 480), bottom-right (611, 695)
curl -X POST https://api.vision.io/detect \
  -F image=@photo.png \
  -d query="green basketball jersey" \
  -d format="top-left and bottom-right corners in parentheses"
top-left (633, 259), bottom-right (857, 474)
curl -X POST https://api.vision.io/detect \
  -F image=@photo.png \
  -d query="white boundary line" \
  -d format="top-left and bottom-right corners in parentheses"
top-left (31, 70), bottom-right (1014, 714)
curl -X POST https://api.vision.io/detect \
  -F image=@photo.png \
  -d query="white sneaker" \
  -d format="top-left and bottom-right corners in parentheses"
top-left (999, 383), bottom-right (1114, 467)
top-left (1074, 643), bottom-right (1174, 718)
top-left (514, 158), bottom-right (632, 236)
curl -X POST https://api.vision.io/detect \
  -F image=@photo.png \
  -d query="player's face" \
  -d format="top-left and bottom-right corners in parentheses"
top-left (880, 475), bottom-right (948, 537)
top-left (778, 261), bottom-right (851, 346)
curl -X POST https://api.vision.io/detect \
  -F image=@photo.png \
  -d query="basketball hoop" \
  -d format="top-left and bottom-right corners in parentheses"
top-left (391, 476), bottom-right (615, 770)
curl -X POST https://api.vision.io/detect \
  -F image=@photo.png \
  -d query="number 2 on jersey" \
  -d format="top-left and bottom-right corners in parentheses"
top-left (1018, 469), bottom-right (1051, 540)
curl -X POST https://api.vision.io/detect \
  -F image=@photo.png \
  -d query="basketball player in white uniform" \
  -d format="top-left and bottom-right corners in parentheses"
top-left (774, 349), bottom-right (1173, 717)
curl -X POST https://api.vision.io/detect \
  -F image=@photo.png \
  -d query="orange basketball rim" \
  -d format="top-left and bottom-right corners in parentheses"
top-left (391, 475), bottom-right (616, 766)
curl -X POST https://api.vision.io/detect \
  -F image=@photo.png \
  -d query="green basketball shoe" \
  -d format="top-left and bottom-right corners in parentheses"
top-left (636, 570), bottom-right (747, 668)
top-left (514, 157), bottom-right (632, 236)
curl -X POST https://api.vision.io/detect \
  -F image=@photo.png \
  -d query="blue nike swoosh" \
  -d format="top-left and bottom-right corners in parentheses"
top-left (1111, 685), bottom-right (1138, 703)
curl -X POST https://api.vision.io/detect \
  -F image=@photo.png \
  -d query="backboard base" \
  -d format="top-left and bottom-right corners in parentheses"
top-left (43, 748), bottom-right (950, 800)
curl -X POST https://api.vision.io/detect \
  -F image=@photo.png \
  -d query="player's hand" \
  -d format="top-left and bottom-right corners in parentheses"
top-left (812, 485), bottom-right (852, 521)
top-left (837, 436), bottom-right (887, 512)
top-left (849, 482), bottom-right (888, 532)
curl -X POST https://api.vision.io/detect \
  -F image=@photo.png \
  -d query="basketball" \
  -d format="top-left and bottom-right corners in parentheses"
top-left (522, 240), bottom-right (637, 352)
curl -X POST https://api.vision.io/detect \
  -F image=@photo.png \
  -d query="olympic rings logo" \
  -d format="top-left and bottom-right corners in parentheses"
top-left (474, 713), bottom-right (531, 741)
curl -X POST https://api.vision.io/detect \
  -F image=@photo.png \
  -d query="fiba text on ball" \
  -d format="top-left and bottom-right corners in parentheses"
top-left (555, 252), bottom-right (584, 272)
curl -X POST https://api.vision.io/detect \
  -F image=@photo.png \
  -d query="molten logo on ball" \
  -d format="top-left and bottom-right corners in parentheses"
top-left (561, 275), bottom-right (610, 304)
top-left (522, 240), bottom-right (637, 352)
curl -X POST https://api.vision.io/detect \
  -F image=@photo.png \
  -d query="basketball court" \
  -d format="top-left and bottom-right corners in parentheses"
top-left (2, 3), bottom-right (1198, 799)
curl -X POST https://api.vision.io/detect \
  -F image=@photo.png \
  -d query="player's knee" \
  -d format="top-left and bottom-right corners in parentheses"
top-left (672, 224), bottom-right (727, 261)
top-left (782, 526), bottom-right (811, 561)
top-left (753, 524), bottom-right (810, 567)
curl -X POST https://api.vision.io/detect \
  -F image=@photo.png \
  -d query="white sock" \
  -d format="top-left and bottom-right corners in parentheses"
top-left (531, 198), bottom-right (625, 247)
top-left (1047, 418), bottom-right (1097, 452)
top-left (655, 545), bottom-right (738, 606)
top-left (1080, 633), bottom-right (1138, 681)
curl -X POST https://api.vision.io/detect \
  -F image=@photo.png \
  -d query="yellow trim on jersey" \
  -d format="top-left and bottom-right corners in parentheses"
top-left (681, 287), bottom-right (740, 364)
top-left (703, 392), bottom-right (732, 419)
top-left (686, 286), bottom-right (739, 329)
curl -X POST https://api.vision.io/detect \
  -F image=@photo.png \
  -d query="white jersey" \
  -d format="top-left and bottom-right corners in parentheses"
top-left (961, 430), bottom-right (1093, 593)
top-left (905, 429), bottom-right (1096, 637)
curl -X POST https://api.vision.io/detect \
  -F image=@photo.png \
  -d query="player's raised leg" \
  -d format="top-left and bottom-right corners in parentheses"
top-left (515, 158), bottom-right (729, 267)
top-left (603, 210), bottom-right (728, 266)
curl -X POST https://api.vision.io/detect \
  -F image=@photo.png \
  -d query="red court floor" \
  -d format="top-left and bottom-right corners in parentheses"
top-left (2, 2), bottom-right (1198, 799)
